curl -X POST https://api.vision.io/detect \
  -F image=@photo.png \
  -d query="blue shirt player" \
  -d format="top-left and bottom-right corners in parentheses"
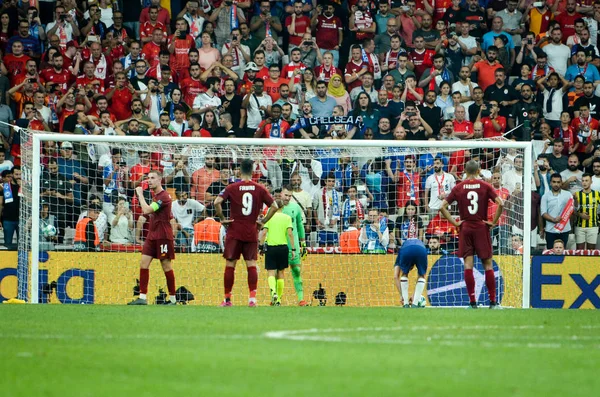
top-left (394, 238), bottom-right (428, 308)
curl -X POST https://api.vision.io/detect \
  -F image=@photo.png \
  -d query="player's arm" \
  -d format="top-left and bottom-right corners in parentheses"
top-left (135, 186), bottom-right (156, 215)
top-left (287, 226), bottom-right (296, 255)
top-left (261, 201), bottom-right (279, 225)
top-left (490, 196), bottom-right (504, 226)
top-left (439, 199), bottom-right (460, 228)
top-left (213, 195), bottom-right (228, 222)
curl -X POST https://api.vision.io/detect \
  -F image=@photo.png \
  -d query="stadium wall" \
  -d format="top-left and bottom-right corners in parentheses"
top-left (0, 252), bottom-right (534, 307)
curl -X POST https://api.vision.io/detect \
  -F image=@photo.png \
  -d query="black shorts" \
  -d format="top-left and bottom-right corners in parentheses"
top-left (265, 245), bottom-right (289, 271)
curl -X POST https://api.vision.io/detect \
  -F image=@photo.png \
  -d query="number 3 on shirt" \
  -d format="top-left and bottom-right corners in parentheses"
top-left (242, 192), bottom-right (253, 215)
top-left (467, 191), bottom-right (478, 215)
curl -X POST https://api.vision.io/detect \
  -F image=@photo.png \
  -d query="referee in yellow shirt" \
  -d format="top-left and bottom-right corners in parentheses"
top-left (259, 199), bottom-right (296, 306)
top-left (574, 173), bottom-right (600, 250)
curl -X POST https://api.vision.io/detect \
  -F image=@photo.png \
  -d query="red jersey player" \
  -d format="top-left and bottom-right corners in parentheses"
top-left (128, 170), bottom-right (177, 305)
top-left (214, 159), bottom-right (278, 307)
top-left (439, 160), bottom-right (504, 309)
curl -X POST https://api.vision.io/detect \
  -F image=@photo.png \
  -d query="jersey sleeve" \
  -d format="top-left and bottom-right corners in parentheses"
top-left (286, 215), bottom-right (293, 230)
top-left (295, 206), bottom-right (305, 239)
top-left (487, 183), bottom-right (498, 202)
top-left (219, 184), bottom-right (231, 200)
top-left (445, 184), bottom-right (458, 205)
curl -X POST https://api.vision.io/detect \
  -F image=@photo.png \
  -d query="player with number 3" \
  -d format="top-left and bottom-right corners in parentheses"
top-left (214, 159), bottom-right (279, 307)
top-left (439, 160), bottom-right (504, 309)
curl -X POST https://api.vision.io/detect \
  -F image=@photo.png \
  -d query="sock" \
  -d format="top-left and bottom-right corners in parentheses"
top-left (224, 267), bottom-right (235, 300)
top-left (139, 293), bottom-right (147, 300)
top-left (464, 269), bottom-right (476, 303)
top-left (169, 295), bottom-right (176, 303)
top-left (291, 266), bottom-right (304, 301)
top-left (276, 279), bottom-right (284, 302)
top-left (485, 269), bottom-right (497, 303)
top-left (413, 277), bottom-right (426, 305)
top-left (139, 268), bottom-right (149, 297)
top-left (400, 276), bottom-right (409, 304)
top-left (247, 266), bottom-right (258, 298)
top-left (164, 270), bottom-right (176, 296)
top-left (268, 276), bottom-right (277, 297)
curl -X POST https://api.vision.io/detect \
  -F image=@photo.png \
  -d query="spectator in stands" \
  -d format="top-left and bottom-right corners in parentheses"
top-left (561, 154), bottom-right (584, 194)
top-left (193, 215), bottom-right (223, 253)
top-left (0, 149), bottom-right (14, 173)
top-left (74, 203), bottom-right (101, 251)
top-left (327, 75), bottom-right (351, 115)
top-left (315, 172), bottom-right (340, 247)
top-left (57, 141), bottom-right (88, 210)
top-left (205, 168), bottom-right (231, 218)
top-left (340, 215), bottom-right (361, 253)
top-left (171, 190), bottom-right (206, 249)
top-left (109, 198), bottom-right (133, 245)
top-left (472, 46), bottom-right (502, 92)
top-left (393, 201), bottom-right (423, 247)
top-left (250, 1), bottom-right (283, 42)
top-left (242, 78), bottom-right (272, 138)
top-left (541, 173), bottom-right (573, 249)
top-left (0, 167), bottom-right (19, 247)
top-left (427, 235), bottom-right (448, 255)
top-left (359, 208), bottom-right (389, 254)
top-left (548, 138), bottom-right (570, 174)
top-left (41, 158), bottom-right (74, 243)
top-left (548, 239), bottom-right (566, 255)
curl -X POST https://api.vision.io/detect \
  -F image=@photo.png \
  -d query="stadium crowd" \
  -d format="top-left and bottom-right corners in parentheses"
top-left (1, 0), bottom-right (600, 256)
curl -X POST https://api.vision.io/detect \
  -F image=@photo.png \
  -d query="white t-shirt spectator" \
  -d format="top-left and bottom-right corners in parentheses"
top-left (0, 159), bottom-right (14, 173)
top-left (560, 168), bottom-right (584, 194)
top-left (425, 171), bottom-right (456, 210)
top-left (245, 93), bottom-right (273, 130)
top-left (193, 92), bottom-right (221, 113)
top-left (171, 199), bottom-right (205, 229)
top-left (543, 42), bottom-right (571, 77)
top-left (452, 81), bottom-right (479, 113)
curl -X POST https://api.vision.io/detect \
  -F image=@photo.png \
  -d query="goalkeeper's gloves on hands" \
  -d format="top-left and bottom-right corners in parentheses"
top-left (259, 244), bottom-right (267, 256)
top-left (300, 241), bottom-right (307, 259)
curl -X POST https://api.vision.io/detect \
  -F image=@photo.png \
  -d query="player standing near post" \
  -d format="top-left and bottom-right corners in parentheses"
top-left (394, 237), bottom-right (428, 308)
top-left (439, 160), bottom-right (504, 309)
top-left (128, 170), bottom-right (177, 305)
top-left (214, 159), bottom-right (278, 307)
top-left (281, 185), bottom-right (308, 306)
top-left (259, 199), bottom-right (297, 306)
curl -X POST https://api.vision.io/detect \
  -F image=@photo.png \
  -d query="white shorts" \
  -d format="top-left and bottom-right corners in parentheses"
top-left (575, 227), bottom-right (599, 245)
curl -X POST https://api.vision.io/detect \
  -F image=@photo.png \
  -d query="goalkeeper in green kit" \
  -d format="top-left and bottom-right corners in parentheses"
top-left (281, 185), bottom-right (308, 306)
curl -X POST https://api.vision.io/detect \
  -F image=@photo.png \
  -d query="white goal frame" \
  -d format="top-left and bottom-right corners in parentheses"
top-left (27, 134), bottom-right (533, 307)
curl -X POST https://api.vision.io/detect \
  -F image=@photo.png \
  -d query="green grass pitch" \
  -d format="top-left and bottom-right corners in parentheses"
top-left (1, 306), bottom-right (599, 396)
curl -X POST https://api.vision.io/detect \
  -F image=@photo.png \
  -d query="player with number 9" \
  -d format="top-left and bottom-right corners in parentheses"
top-left (128, 170), bottom-right (178, 305)
top-left (214, 159), bottom-right (278, 307)
top-left (439, 160), bottom-right (504, 309)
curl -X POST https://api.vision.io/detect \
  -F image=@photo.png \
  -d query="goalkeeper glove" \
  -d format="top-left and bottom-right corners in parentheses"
top-left (300, 241), bottom-right (307, 259)
top-left (259, 244), bottom-right (267, 255)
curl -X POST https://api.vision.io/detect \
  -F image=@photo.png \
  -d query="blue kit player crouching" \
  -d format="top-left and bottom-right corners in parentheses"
top-left (394, 238), bottom-right (428, 308)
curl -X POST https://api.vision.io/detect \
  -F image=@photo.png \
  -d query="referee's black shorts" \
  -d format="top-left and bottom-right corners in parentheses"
top-left (265, 245), bottom-right (289, 271)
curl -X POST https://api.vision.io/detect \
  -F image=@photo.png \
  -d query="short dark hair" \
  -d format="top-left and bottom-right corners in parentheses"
top-left (550, 173), bottom-right (562, 181)
top-left (240, 159), bottom-right (254, 175)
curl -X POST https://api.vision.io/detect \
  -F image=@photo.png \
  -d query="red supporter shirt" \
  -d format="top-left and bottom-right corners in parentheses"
top-left (140, 21), bottom-right (167, 42)
top-left (396, 170), bottom-right (422, 207)
top-left (426, 214), bottom-right (459, 243)
top-left (433, 0), bottom-right (453, 22)
top-left (571, 116), bottom-right (600, 153)
top-left (281, 63), bottom-right (305, 85)
top-left (449, 150), bottom-right (466, 176)
top-left (344, 60), bottom-right (368, 91)
top-left (353, 10), bottom-right (375, 41)
top-left (76, 75), bottom-right (105, 94)
top-left (140, 7), bottom-right (170, 27)
top-left (488, 186), bottom-right (510, 226)
top-left (264, 78), bottom-right (289, 102)
top-left (446, 178), bottom-right (498, 225)
top-left (285, 15), bottom-right (311, 48)
top-left (453, 119), bottom-right (474, 137)
top-left (408, 49), bottom-right (435, 79)
top-left (130, 163), bottom-right (152, 186)
top-left (110, 87), bottom-right (133, 120)
top-left (555, 12), bottom-right (582, 44)
top-left (3, 54), bottom-right (31, 84)
top-left (481, 116), bottom-right (507, 138)
top-left (40, 68), bottom-right (73, 92)
top-left (180, 77), bottom-right (206, 105)
top-left (141, 41), bottom-right (162, 68)
top-left (315, 15), bottom-right (343, 50)
top-left (168, 34), bottom-right (195, 73)
top-left (219, 180), bottom-right (274, 242)
top-left (256, 67), bottom-right (269, 80)
top-left (553, 125), bottom-right (577, 155)
top-left (314, 65), bottom-right (342, 82)
top-left (147, 189), bottom-right (174, 241)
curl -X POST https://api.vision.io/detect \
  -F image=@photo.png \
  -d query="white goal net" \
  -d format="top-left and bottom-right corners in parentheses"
top-left (15, 131), bottom-right (532, 307)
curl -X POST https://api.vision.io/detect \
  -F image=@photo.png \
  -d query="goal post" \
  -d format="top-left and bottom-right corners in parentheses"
top-left (19, 130), bottom-right (532, 307)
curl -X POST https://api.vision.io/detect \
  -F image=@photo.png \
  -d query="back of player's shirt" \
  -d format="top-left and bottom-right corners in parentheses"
top-left (147, 190), bottom-right (174, 240)
top-left (445, 179), bottom-right (498, 224)
top-left (220, 181), bottom-right (274, 242)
